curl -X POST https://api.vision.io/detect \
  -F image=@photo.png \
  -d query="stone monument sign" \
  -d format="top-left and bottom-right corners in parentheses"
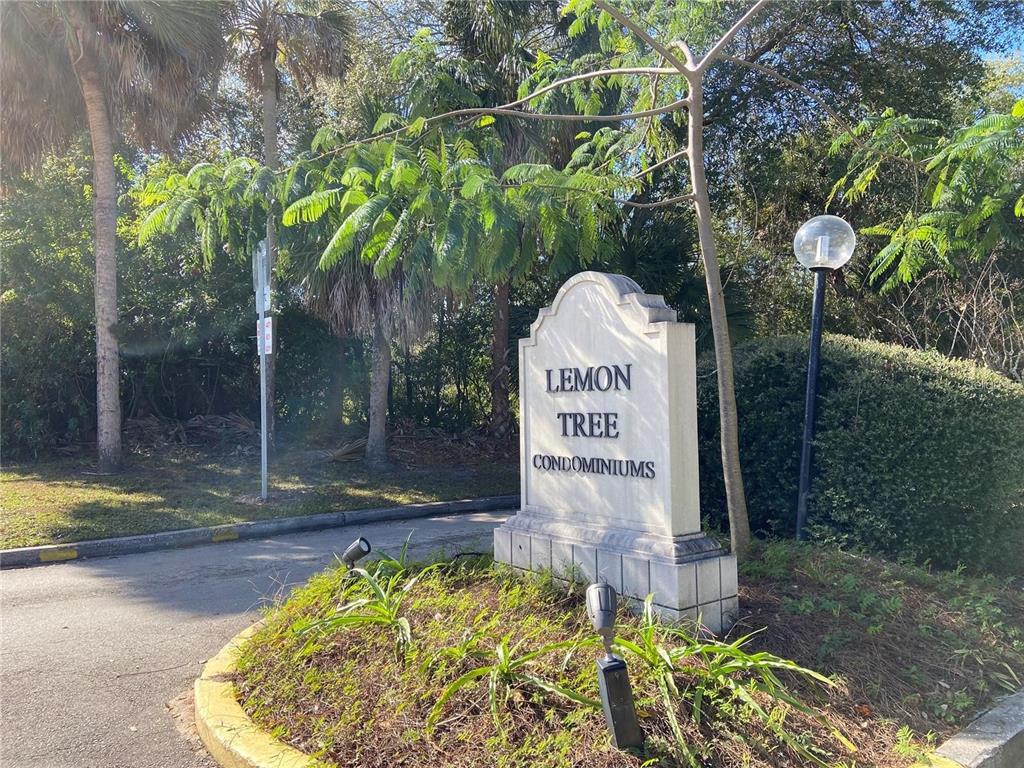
top-left (494, 271), bottom-right (738, 633)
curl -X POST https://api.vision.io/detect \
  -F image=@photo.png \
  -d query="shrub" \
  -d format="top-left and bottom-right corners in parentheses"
top-left (698, 335), bottom-right (1024, 575)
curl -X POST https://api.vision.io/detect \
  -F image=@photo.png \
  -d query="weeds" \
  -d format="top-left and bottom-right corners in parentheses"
top-left (300, 558), bottom-right (435, 660)
top-left (616, 598), bottom-right (853, 767)
top-left (427, 634), bottom-right (600, 733)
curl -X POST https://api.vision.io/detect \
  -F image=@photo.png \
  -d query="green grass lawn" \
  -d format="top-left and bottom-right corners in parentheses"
top-left (0, 450), bottom-right (519, 549)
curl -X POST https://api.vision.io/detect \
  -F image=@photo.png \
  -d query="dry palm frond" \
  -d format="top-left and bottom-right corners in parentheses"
top-left (1, 1), bottom-right (229, 172)
top-left (125, 413), bottom-right (257, 449)
top-left (331, 437), bottom-right (368, 462)
top-left (303, 248), bottom-right (435, 351)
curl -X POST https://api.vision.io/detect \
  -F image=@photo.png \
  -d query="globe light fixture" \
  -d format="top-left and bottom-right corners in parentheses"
top-left (793, 215), bottom-right (856, 541)
top-left (585, 583), bottom-right (643, 749)
top-left (793, 215), bottom-right (856, 271)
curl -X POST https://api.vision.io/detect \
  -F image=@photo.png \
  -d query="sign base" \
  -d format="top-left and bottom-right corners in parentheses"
top-left (494, 513), bottom-right (738, 634)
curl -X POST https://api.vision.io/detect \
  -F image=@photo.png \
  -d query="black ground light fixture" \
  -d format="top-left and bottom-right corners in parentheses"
top-left (585, 582), bottom-right (644, 749)
top-left (341, 537), bottom-right (371, 568)
top-left (793, 215), bottom-right (856, 541)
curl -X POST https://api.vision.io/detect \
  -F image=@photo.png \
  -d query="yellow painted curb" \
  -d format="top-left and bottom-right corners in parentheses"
top-left (912, 755), bottom-right (964, 768)
top-left (39, 547), bottom-right (77, 562)
top-left (195, 623), bottom-right (315, 768)
top-left (211, 528), bottom-right (240, 543)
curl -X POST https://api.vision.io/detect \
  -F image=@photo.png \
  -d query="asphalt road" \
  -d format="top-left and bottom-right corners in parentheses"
top-left (0, 511), bottom-right (508, 768)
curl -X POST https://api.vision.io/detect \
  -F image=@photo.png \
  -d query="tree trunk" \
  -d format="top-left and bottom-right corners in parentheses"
top-left (261, 51), bottom-right (278, 446)
top-left (686, 78), bottom-right (752, 560)
top-left (73, 33), bottom-right (122, 473)
top-left (490, 281), bottom-right (512, 438)
top-left (387, 357), bottom-right (394, 419)
top-left (405, 346), bottom-right (413, 411)
top-left (366, 308), bottom-right (391, 468)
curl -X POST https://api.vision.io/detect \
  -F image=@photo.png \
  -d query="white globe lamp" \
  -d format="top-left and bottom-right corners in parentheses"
top-left (793, 214), bottom-right (856, 271)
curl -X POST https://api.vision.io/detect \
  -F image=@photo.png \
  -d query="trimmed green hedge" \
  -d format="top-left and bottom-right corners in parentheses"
top-left (697, 335), bottom-right (1024, 575)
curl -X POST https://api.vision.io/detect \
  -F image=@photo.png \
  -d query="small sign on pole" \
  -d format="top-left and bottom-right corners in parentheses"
top-left (256, 316), bottom-right (273, 355)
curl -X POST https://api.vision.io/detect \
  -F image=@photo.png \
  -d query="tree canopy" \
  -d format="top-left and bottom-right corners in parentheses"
top-left (4, 0), bottom-right (1022, 479)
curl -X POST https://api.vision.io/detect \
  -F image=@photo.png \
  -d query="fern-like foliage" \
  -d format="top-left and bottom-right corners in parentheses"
top-left (275, 119), bottom-right (624, 296)
top-left (832, 100), bottom-right (1024, 292)
top-left (133, 155), bottom-right (274, 269)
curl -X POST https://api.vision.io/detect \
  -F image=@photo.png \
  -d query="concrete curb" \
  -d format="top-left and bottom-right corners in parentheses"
top-left (195, 623), bottom-right (315, 768)
top-left (914, 688), bottom-right (1024, 768)
top-left (0, 494), bottom-right (519, 569)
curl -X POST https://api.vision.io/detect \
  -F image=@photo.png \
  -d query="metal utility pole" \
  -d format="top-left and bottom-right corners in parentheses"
top-left (253, 240), bottom-right (271, 501)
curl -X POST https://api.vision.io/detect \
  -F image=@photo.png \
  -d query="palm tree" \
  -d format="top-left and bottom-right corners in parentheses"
top-left (303, 259), bottom-right (432, 468)
top-left (282, 137), bottom-right (468, 467)
top-left (1, 1), bottom-right (228, 472)
top-left (229, 0), bottom-right (352, 444)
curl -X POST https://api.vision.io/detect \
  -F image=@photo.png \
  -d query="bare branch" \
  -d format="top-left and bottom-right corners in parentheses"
top-left (669, 40), bottom-right (695, 68)
top-left (703, 22), bottom-right (795, 125)
top-left (508, 66), bottom-right (682, 110)
top-left (630, 146), bottom-right (689, 179)
top-left (450, 96), bottom-right (689, 124)
top-left (720, 55), bottom-right (923, 171)
top-left (365, 0), bottom-right (410, 43)
top-left (291, 67), bottom-right (688, 167)
top-left (499, 182), bottom-right (692, 210)
top-left (697, 0), bottom-right (771, 72)
top-left (591, 0), bottom-right (690, 73)
top-left (621, 193), bottom-right (695, 208)
top-left (718, 55), bottom-right (854, 137)
top-left (589, 54), bottom-right (673, 174)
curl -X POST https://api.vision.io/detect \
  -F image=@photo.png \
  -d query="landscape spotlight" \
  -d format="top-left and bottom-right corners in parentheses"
top-left (341, 537), bottom-right (371, 569)
top-left (586, 581), bottom-right (618, 658)
top-left (585, 583), bottom-right (644, 750)
top-left (792, 215), bottom-right (856, 541)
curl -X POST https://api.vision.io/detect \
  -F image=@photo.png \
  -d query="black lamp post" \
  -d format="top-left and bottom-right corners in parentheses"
top-left (793, 215), bottom-right (856, 541)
